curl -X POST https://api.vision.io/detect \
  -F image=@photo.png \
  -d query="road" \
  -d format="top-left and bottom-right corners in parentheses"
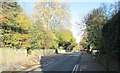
top-left (33, 52), bottom-right (81, 72)
top-left (30, 52), bottom-right (105, 73)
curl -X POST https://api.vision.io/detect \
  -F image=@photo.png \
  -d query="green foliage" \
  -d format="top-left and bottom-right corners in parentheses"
top-left (55, 30), bottom-right (75, 42)
top-left (83, 1), bottom-right (120, 61)
top-left (79, 33), bottom-right (88, 49)
top-left (55, 30), bottom-right (76, 50)
top-left (102, 3), bottom-right (120, 59)
top-left (0, 2), bottom-right (32, 50)
top-left (29, 0), bottom-right (73, 50)
top-left (84, 7), bottom-right (107, 51)
top-left (0, 2), bottom-right (22, 18)
top-left (0, 1), bottom-right (76, 53)
top-left (30, 22), bottom-right (58, 49)
top-left (73, 45), bottom-right (80, 51)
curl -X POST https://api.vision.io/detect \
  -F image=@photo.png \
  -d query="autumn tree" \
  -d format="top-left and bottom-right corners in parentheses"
top-left (31, 0), bottom-right (72, 50)
top-left (0, 2), bottom-right (23, 47)
top-left (0, 2), bottom-right (32, 50)
top-left (33, 0), bottom-right (71, 30)
top-left (12, 13), bottom-right (32, 49)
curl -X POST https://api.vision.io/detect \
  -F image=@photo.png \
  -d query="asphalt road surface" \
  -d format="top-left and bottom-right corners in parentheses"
top-left (33, 52), bottom-right (81, 72)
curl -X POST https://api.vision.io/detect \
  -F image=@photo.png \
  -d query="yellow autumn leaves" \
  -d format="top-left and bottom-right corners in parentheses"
top-left (14, 14), bottom-right (32, 30)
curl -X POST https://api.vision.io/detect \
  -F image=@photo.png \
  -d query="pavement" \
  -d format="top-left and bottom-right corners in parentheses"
top-left (78, 52), bottom-right (106, 71)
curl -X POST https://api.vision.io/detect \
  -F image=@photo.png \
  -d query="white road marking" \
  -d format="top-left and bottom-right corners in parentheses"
top-left (72, 64), bottom-right (77, 73)
top-left (43, 59), bottom-right (55, 67)
top-left (72, 64), bottom-right (79, 73)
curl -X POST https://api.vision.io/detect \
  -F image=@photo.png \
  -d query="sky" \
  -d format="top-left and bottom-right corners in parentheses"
top-left (70, 2), bottom-right (102, 43)
top-left (18, 1), bottom-right (113, 44)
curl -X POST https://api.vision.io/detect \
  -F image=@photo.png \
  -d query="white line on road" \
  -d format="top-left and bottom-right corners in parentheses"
top-left (43, 60), bottom-right (55, 67)
top-left (72, 64), bottom-right (77, 73)
top-left (72, 64), bottom-right (79, 73)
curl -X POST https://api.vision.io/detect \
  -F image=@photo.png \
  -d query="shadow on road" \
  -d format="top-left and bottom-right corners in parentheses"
top-left (37, 52), bottom-right (81, 73)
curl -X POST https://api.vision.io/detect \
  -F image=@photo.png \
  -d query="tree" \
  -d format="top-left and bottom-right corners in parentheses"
top-left (0, 2), bottom-right (23, 48)
top-left (55, 29), bottom-right (76, 50)
top-left (102, 1), bottom-right (120, 60)
top-left (0, 2), bottom-right (32, 51)
top-left (79, 32), bottom-right (88, 50)
top-left (0, 2), bottom-right (22, 18)
top-left (84, 7), bottom-right (107, 52)
top-left (82, 1), bottom-right (120, 61)
top-left (33, 0), bottom-right (70, 30)
top-left (73, 45), bottom-right (80, 51)
top-left (12, 13), bottom-right (32, 49)
top-left (30, 22), bottom-right (58, 50)
top-left (14, 14), bottom-right (32, 30)
top-left (30, 0), bottom-right (71, 50)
